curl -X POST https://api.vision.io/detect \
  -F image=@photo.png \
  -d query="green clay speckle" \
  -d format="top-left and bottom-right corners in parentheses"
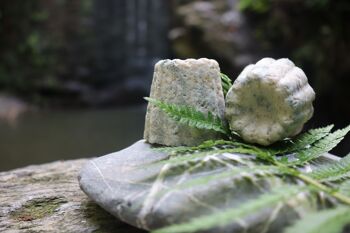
top-left (11, 197), bottom-right (67, 221)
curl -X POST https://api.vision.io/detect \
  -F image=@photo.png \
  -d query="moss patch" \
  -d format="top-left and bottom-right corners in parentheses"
top-left (11, 197), bottom-right (67, 221)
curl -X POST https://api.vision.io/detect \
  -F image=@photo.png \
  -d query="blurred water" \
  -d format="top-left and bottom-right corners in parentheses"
top-left (0, 106), bottom-right (146, 171)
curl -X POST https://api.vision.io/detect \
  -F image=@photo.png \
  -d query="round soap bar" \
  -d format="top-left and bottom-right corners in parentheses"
top-left (225, 58), bottom-right (315, 146)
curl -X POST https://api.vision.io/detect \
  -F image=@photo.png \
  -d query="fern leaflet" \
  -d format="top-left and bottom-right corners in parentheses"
top-left (150, 147), bottom-right (259, 167)
top-left (152, 185), bottom-right (303, 233)
top-left (284, 206), bottom-right (350, 233)
top-left (220, 73), bottom-right (233, 96)
top-left (270, 125), bottom-right (334, 154)
top-left (309, 153), bottom-right (350, 182)
top-left (153, 140), bottom-right (233, 155)
top-left (287, 125), bottom-right (350, 166)
top-left (154, 139), bottom-right (258, 155)
top-left (156, 165), bottom-right (284, 198)
top-left (339, 180), bottom-right (350, 196)
top-left (145, 97), bottom-right (229, 135)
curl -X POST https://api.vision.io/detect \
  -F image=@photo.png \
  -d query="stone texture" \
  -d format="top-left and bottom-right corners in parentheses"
top-left (225, 58), bottom-right (315, 146)
top-left (79, 140), bottom-right (339, 233)
top-left (144, 58), bottom-right (225, 146)
top-left (0, 159), bottom-right (144, 233)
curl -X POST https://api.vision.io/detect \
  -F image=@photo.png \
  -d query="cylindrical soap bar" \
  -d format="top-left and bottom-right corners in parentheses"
top-left (144, 58), bottom-right (225, 146)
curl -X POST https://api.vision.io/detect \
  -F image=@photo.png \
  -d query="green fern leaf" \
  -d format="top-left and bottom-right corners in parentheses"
top-left (309, 153), bottom-right (350, 182)
top-left (145, 97), bottom-right (229, 135)
top-left (270, 125), bottom-right (334, 154)
top-left (151, 147), bottom-right (258, 167)
top-left (339, 180), bottom-right (350, 196)
top-left (284, 206), bottom-right (350, 233)
top-left (156, 165), bottom-right (285, 199)
top-left (152, 145), bottom-right (191, 155)
top-left (288, 125), bottom-right (350, 166)
top-left (153, 140), bottom-right (229, 155)
top-left (154, 139), bottom-right (257, 155)
top-left (220, 73), bottom-right (233, 96)
top-left (152, 185), bottom-right (303, 233)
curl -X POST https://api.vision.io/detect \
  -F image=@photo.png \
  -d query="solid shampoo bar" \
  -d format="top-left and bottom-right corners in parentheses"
top-left (144, 58), bottom-right (225, 146)
top-left (225, 58), bottom-right (315, 146)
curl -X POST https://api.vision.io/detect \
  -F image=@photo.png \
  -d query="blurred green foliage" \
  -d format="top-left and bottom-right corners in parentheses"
top-left (0, 1), bottom-right (54, 94)
top-left (238, 0), bottom-right (330, 12)
top-left (238, 0), bottom-right (271, 13)
top-left (0, 0), bottom-right (93, 105)
top-left (239, 0), bottom-right (350, 111)
top-left (238, 0), bottom-right (350, 154)
top-left (1, 0), bottom-right (349, 113)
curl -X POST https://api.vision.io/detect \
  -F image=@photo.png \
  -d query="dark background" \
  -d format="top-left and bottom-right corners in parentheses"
top-left (0, 0), bottom-right (349, 171)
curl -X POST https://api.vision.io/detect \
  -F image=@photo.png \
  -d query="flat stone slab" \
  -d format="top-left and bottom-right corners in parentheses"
top-left (78, 140), bottom-right (339, 232)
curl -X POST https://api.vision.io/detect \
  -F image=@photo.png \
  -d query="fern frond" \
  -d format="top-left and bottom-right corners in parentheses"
top-left (339, 180), bottom-right (350, 196)
top-left (270, 125), bottom-right (334, 154)
top-left (309, 153), bottom-right (350, 182)
top-left (288, 125), bottom-right (350, 166)
top-left (154, 139), bottom-right (258, 156)
top-left (220, 73), bottom-right (233, 96)
top-left (152, 145), bottom-right (191, 155)
top-left (175, 165), bottom-right (282, 190)
top-left (145, 97), bottom-right (229, 135)
top-left (152, 185), bottom-right (304, 233)
top-left (152, 147), bottom-right (258, 167)
top-left (153, 140), bottom-right (232, 155)
top-left (284, 206), bottom-right (350, 233)
top-left (157, 165), bottom-right (284, 198)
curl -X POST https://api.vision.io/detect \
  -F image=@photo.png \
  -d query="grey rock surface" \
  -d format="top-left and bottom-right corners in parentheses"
top-left (79, 140), bottom-right (338, 232)
top-left (144, 58), bottom-right (225, 146)
top-left (0, 159), bottom-right (144, 233)
top-left (225, 58), bottom-right (315, 146)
